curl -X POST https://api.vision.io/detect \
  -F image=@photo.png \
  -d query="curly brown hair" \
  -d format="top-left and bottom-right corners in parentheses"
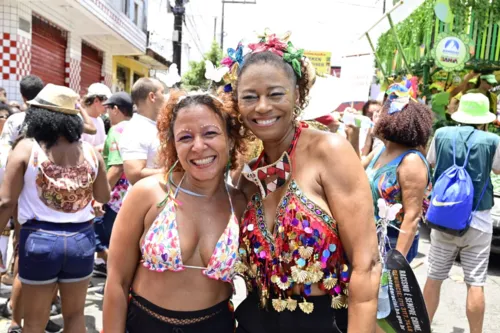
top-left (235, 51), bottom-right (311, 111)
top-left (157, 89), bottom-right (251, 172)
top-left (373, 100), bottom-right (434, 148)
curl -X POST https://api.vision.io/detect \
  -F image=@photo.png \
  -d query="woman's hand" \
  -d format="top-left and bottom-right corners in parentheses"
top-left (345, 124), bottom-right (361, 157)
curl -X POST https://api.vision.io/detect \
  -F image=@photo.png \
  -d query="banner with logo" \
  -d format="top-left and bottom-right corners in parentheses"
top-left (431, 33), bottom-right (472, 72)
top-left (303, 51), bottom-right (332, 75)
top-left (377, 249), bottom-right (431, 333)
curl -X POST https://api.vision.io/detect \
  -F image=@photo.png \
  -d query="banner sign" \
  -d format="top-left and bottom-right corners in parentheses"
top-left (378, 250), bottom-right (431, 333)
top-left (303, 51), bottom-right (332, 75)
top-left (431, 33), bottom-right (471, 72)
top-left (339, 54), bottom-right (374, 103)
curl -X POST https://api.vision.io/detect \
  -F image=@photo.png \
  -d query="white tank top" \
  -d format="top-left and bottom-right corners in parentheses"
top-left (18, 140), bottom-right (99, 224)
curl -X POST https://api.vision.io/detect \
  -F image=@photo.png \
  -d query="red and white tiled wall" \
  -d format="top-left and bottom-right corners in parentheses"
top-left (0, 1), bottom-right (129, 103)
top-left (0, 2), bottom-right (31, 103)
top-left (66, 32), bottom-right (82, 94)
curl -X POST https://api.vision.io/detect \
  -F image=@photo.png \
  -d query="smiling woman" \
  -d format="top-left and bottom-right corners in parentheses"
top-left (157, 90), bottom-right (250, 176)
top-left (223, 31), bottom-right (381, 333)
top-left (103, 89), bottom-right (251, 333)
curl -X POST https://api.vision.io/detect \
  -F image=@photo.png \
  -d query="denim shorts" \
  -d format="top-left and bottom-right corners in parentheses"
top-left (94, 204), bottom-right (118, 253)
top-left (19, 220), bottom-right (95, 285)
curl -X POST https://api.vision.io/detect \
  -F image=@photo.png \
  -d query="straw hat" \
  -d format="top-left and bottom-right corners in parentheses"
top-left (451, 93), bottom-right (495, 124)
top-left (27, 84), bottom-right (80, 115)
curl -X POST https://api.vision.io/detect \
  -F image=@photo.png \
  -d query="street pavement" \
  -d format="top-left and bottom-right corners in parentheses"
top-left (0, 226), bottom-right (499, 332)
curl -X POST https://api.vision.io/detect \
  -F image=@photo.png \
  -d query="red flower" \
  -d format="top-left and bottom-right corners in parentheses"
top-left (248, 34), bottom-right (287, 57)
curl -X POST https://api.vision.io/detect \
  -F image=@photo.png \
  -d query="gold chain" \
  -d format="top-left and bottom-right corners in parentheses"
top-left (131, 297), bottom-right (222, 325)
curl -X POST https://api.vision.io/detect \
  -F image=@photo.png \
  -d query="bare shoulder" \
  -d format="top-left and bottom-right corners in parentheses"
top-left (129, 173), bottom-right (165, 199)
top-left (12, 138), bottom-right (34, 157)
top-left (400, 152), bottom-right (427, 167)
top-left (398, 152), bottom-right (428, 181)
top-left (301, 128), bottom-right (354, 162)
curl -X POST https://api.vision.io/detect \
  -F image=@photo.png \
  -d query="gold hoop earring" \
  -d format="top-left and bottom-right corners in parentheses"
top-left (293, 106), bottom-right (301, 119)
top-left (238, 114), bottom-right (243, 124)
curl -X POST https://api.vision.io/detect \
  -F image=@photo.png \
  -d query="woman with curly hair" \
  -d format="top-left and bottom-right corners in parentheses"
top-left (103, 90), bottom-right (249, 333)
top-left (226, 32), bottom-right (381, 333)
top-left (365, 95), bottom-right (434, 265)
top-left (0, 84), bottom-right (110, 333)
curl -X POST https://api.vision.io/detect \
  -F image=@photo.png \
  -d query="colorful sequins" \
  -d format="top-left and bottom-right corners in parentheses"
top-left (239, 180), bottom-right (350, 314)
top-left (141, 194), bottom-right (240, 282)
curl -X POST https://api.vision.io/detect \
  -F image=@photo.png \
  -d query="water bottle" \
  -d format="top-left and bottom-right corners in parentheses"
top-left (342, 113), bottom-right (373, 129)
top-left (377, 269), bottom-right (391, 319)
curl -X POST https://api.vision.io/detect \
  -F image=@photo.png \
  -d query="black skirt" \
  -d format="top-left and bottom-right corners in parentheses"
top-left (235, 293), bottom-right (348, 333)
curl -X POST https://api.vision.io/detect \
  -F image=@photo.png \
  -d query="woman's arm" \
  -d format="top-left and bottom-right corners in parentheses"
top-left (447, 97), bottom-right (460, 115)
top-left (361, 149), bottom-right (377, 170)
top-left (103, 178), bottom-right (157, 333)
top-left (92, 149), bottom-right (111, 204)
top-left (0, 139), bottom-right (31, 232)
top-left (345, 124), bottom-right (360, 157)
top-left (80, 107), bottom-right (97, 135)
top-left (396, 154), bottom-right (428, 257)
top-left (362, 128), bottom-right (374, 157)
top-left (318, 135), bottom-right (381, 333)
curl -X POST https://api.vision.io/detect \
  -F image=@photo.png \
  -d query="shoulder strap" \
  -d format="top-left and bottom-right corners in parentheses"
top-left (82, 141), bottom-right (98, 167)
top-left (453, 129), bottom-right (477, 168)
top-left (390, 149), bottom-right (419, 166)
top-left (224, 177), bottom-right (236, 216)
top-left (368, 146), bottom-right (385, 170)
top-left (391, 149), bottom-right (432, 186)
top-left (473, 177), bottom-right (490, 214)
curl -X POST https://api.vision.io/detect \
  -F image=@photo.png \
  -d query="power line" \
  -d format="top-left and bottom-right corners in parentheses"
top-left (184, 14), bottom-right (205, 55)
top-left (182, 17), bottom-right (205, 58)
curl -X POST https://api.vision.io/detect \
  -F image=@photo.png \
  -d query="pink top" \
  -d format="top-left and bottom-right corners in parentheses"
top-left (140, 177), bottom-right (240, 283)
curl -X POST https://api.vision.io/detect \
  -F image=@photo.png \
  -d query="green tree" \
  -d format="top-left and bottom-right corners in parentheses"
top-left (182, 40), bottom-right (224, 90)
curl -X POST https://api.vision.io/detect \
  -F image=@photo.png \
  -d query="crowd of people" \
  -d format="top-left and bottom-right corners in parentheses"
top-left (0, 29), bottom-right (497, 333)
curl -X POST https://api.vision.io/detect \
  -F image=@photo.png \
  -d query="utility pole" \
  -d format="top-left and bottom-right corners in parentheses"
top-left (172, 0), bottom-right (185, 73)
top-left (214, 17), bottom-right (218, 41)
top-left (220, 0), bottom-right (256, 51)
top-left (220, 1), bottom-right (225, 50)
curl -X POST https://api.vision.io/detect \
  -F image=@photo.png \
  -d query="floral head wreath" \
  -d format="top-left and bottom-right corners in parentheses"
top-left (174, 60), bottom-right (229, 105)
top-left (220, 29), bottom-right (306, 91)
top-left (384, 83), bottom-right (417, 114)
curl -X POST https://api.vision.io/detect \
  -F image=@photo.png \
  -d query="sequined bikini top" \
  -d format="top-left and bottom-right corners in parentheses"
top-left (237, 127), bottom-right (350, 314)
top-left (141, 176), bottom-right (240, 282)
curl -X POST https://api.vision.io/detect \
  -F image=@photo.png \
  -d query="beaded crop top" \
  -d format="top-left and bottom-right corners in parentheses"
top-left (140, 175), bottom-right (240, 282)
top-left (237, 125), bottom-right (350, 314)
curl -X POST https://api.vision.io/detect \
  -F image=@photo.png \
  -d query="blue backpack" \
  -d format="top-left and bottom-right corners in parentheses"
top-left (426, 130), bottom-right (489, 236)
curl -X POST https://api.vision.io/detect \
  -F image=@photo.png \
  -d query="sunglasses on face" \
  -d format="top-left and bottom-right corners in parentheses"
top-left (0, 115), bottom-right (8, 119)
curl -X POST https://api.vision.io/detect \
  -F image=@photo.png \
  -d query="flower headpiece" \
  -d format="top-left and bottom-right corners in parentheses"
top-left (176, 61), bottom-right (227, 105)
top-left (220, 29), bottom-right (306, 90)
top-left (385, 83), bottom-right (417, 114)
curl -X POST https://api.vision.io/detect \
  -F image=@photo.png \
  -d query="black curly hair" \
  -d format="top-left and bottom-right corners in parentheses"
top-left (235, 51), bottom-right (310, 110)
top-left (24, 106), bottom-right (83, 149)
top-left (374, 100), bottom-right (434, 148)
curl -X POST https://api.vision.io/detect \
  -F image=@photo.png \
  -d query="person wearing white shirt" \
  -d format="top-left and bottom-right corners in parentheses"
top-left (119, 78), bottom-right (165, 185)
top-left (80, 83), bottom-right (111, 151)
